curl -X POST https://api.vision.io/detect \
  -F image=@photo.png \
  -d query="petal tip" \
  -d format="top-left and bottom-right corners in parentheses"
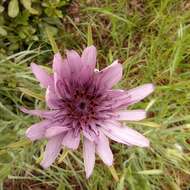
top-left (54, 52), bottom-right (61, 56)
top-left (105, 159), bottom-right (113, 166)
top-left (142, 138), bottom-right (150, 147)
top-left (40, 161), bottom-right (50, 169)
top-left (25, 130), bottom-right (34, 141)
top-left (88, 45), bottom-right (96, 52)
top-left (30, 62), bottom-right (37, 71)
top-left (66, 49), bottom-right (77, 55)
top-left (142, 110), bottom-right (147, 119)
top-left (20, 106), bottom-right (27, 113)
top-left (30, 62), bottom-right (36, 67)
top-left (148, 83), bottom-right (155, 93)
top-left (85, 171), bottom-right (92, 179)
top-left (54, 52), bottom-right (62, 61)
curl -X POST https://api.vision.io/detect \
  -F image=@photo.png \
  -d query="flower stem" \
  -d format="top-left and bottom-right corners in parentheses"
top-left (109, 165), bottom-right (119, 182)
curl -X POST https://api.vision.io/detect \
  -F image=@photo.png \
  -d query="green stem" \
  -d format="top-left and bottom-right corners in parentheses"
top-left (109, 165), bottom-right (119, 182)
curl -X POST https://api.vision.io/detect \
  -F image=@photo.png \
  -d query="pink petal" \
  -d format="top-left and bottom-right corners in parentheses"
top-left (53, 53), bottom-right (70, 79)
top-left (81, 46), bottom-right (96, 68)
top-left (109, 84), bottom-right (155, 109)
top-left (127, 84), bottom-right (155, 105)
top-left (100, 127), bottom-right (131, 146)
top-left (82, 127), bottom-right (98, 142)
top-left (83, 137), bottom-right (95, 178)
top-left (101, 121), bottom-right (149, 147)
top-left (106, 91), bottom-right (131, 109)
top-left (53, 53), bottom-right (64, 75)
top-left (66, 50), bottom-right (83, 75)
top-left (45, 86), bottom-right (62, 109)
top-left (79, 65), bottom-right (93, 82)
top-left (40, 134), bottom-right (63, 168)
top-left (96, 132), bottom-right (113, 166)
top-left (54, 73), bottom-right (71, 99)
top-left (21, 107), bottom-right (58, 118)
top-left (62, 131), bottom-right (80, 150)
top-left (97, 60), bottom-right (122, 90)
top-left (82, 130), bottom-right (94, 142)
top-left (26, 120), bottom-right (49, 141)
top-left (31, 63), bottom-right (53, 88)
top-left (116, 110), bottom-right (146, 121)
top-left (106, 89), bottom-right (125, 98)
top-left (45, 126), bottom-right (69, 138)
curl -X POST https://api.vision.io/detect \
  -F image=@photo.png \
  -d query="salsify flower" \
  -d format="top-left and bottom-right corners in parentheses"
top-left (22, 46), bottom-right (154, 178)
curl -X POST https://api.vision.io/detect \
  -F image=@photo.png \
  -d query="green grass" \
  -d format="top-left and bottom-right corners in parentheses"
top-left (1, 0), bottom-right (190, 189)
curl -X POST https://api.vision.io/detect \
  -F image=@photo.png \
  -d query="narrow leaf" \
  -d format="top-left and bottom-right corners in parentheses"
top-left (0, 26), bottom-right (7, 36)
top-left (109, 165), bottom-right (119, 182)
top-left (137, 169), bottom-right (163, 175)
top-left (87, 24), bottom-right (93, 46)
top-left (45, 26), bottom-right (59, 54)
top-left (19, 87), bottom-right (44, 101)
top-left (0, 165), bottom-right (11, 182)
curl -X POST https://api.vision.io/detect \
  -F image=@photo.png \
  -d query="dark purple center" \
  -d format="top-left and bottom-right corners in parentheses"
top-left (55, 81), bottom-right (113, 126)
top-left (79, 101), bottom-right (86, 110)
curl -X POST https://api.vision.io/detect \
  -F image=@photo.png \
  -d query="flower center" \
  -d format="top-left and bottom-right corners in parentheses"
top-left (79, 101), bottom-right (86, 110)
top-left (61, 84), bottom-right (110, 124)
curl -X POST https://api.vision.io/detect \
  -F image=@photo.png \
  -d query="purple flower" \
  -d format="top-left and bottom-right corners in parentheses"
top-left (22, 46), bottom-right (154, 178)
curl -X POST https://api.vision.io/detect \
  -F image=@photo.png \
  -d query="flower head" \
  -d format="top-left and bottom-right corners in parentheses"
top-left (22, 46), bottom-right (154, 178)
